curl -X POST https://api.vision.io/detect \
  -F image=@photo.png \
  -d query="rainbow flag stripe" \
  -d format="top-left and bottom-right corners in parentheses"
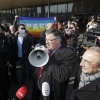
top-left (18, 17), bottom-right (54, 38)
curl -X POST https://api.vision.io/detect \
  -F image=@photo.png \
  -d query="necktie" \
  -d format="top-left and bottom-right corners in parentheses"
top-left (35, 67), bottom-right (43, 89)
top-left (49, 51), bottom-right (52, 57)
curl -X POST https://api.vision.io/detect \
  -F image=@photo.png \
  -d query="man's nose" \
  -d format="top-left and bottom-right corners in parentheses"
top-left (46, 40), bottom-right (49, 44)
top-left (80, 60), bottom-right (85, 67)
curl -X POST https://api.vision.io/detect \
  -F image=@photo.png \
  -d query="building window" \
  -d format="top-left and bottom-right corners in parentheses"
top-left (17, 8), bottom-right (22, 16)
top-left (37, 7), bottom-right (41, 17)
top-left (68, 3), bottom-right (73, 12)
top-left (27, 7), bottom-right (32, 16)
top-left (50, 5), bottom-right (57, 13)
top-left (22, 8), bottom-right (27, 16)
top-left (58, 4), bottom-right (66, 13)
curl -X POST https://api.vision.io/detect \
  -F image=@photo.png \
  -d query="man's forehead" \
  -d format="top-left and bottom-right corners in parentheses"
top-left (83, 50), bottom-right (99, 61)
top-left (46, 34), bottom-right (54, 38)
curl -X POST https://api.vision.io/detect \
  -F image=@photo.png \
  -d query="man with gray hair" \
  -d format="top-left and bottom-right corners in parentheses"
top-left (66, 47), bottom-right (100, 100)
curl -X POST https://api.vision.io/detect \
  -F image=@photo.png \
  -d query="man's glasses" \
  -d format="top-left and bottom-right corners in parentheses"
top-left (20, 28), bottom-right (25, 30)
top-left (45, 38), bottom-right (58, 42)
top-left (80, 57), bottom-right (99, 67)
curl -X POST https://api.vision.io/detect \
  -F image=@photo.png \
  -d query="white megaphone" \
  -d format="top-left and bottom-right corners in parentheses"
top-left (28, 44), bottom-right (49, 67)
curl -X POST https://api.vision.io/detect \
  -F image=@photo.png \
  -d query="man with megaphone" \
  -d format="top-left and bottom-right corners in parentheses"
top-left (30, 28), bottom-right (76, 100)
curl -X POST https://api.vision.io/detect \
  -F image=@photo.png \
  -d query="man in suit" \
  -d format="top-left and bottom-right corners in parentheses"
top-left (15, 24), bottom-right (34, 84)
top-left (31, 28), bottom-right (76, 100)
top-left (66, 47), bottom-right (100, 100)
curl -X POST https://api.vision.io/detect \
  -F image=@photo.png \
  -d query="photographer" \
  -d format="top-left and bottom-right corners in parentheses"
top-left (65, 22), bottom-right (79, 48)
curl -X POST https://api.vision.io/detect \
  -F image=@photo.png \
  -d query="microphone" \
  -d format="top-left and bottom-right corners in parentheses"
top-left (13, 86), bottom-right (27, 100)
top-left (42, 82), bottom-right (50, 100)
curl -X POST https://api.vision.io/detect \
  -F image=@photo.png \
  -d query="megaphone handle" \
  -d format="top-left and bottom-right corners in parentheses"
top-left (31, 45), bottom-right (34, 49)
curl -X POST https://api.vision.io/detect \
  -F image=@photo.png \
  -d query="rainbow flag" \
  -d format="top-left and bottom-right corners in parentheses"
top-left (18, 17), bottom-right (54, 38)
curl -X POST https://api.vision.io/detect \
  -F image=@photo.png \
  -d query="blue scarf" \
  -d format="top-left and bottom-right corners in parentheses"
top-left (79, 71), bottom-right (100, 89)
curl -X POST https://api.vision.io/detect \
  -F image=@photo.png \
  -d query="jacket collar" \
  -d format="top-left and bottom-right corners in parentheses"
top-left (51, 45), bottom-right (66, 57)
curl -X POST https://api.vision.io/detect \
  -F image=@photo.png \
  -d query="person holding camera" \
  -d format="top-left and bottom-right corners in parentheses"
top-left (65, 22), bottom-right (79, 48)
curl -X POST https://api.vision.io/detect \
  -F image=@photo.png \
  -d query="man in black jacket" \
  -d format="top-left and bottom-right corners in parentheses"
top-left (66, 47), bottom-right (100, 100)
top-left (6, 25), bottom-right (19, 85)
top-left (15, 24), bottom-right (34, 84)
top-left (31, 28), bottom-right (76, 100)
top-left (0, 24), bottom-right (10, 100)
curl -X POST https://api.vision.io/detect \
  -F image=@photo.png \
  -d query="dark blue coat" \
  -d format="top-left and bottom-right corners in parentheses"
top-left (69, 69), bottom-right (100, 100)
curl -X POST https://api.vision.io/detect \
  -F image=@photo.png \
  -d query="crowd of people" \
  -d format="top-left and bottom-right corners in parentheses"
top-left (0, 15), bottom-right (35, 100)
top-left (0, 15), bottom-right (100, 100)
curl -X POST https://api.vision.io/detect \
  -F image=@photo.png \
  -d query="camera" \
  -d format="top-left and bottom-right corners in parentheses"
top-left (77, 27), bottom-right (100, 62)
top-left (82, 27), bottom-right (100, 47)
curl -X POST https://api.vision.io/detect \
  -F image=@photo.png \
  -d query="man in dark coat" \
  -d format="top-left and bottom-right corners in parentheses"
top-left (66, 47), bottom-right (100, 100)
top-left (6, 25), bottom-right (18, 85)
top-left (31, 28), bottom-right (76, 100)
top-left (15, 24), bottom-right (34, 84)
top-left (0, 24), bottom-right (10, 100)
